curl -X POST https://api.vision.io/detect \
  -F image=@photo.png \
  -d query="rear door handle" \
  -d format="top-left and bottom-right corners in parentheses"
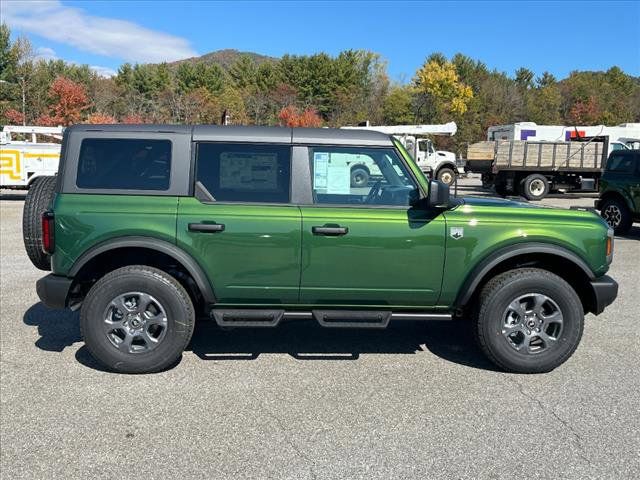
top-left (312, 226), bottom-right (349, 236)
top-left (188, 223), bottom-right (225, 233)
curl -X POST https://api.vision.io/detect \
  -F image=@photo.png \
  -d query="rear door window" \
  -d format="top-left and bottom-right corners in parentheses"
top-left (76, 138), bottom-right (171, 190)
top-left (196, 143), bottom-right (291, 203)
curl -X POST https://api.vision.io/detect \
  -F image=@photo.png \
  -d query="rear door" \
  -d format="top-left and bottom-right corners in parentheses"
top-left (176, 142), bottom-right (301, 305)
top-left (299, 145), bottom-right (446, 307)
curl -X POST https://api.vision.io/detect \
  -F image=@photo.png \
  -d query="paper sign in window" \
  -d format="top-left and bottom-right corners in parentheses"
top-left (313, 152), bottom-right (329, 189)
top-left (220, 153), bottom-right (278, 190)
top-left (326, 161), bottom-right (350, 194)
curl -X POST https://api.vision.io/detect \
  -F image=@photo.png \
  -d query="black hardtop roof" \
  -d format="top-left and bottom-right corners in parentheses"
top-left (67, 124), bottom-right (394, 146)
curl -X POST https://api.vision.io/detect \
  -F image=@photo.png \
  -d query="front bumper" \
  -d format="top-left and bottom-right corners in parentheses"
top-left (590, 275), bottom-right (618, 315)
top-left (36, 274), bottom-right (73, 309)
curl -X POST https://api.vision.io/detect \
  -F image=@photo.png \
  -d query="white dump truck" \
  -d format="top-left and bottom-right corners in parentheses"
top-left (465, 122), bottom-right (640, 200)
top-left (342, 123), bottom-right (461, 185)
top-left (0, 126), bottom-right (63, 189)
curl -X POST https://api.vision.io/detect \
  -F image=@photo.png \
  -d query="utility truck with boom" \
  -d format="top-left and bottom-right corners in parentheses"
top-left (342, 122), bottom-right (461, 185)
top-left (0, 126), bottom-right (63, 189)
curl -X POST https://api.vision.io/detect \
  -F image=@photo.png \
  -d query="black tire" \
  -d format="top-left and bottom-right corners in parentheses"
top-left (481, 173), bottom-right (493, 189)
top-left (350, 167), bottom-right (370, 188)
top-left (521, 174), bottom-right (549, 201)
top-left (476, 268), bottom-right (584, 374)
top-left (437, 167), bottom-right (456, 186)
top-left (600, 197), bottom-right (632, 235)
top-left (494, 183), bottom-right (508, 197)
top-left (22, 176), bottom-right (57, 270)
top-left (80, 266), bottom-right (195, 374)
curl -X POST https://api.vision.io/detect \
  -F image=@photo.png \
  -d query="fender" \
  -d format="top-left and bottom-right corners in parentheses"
top-left (600, 189), bottom-right (636, 212)
top-left (69, 236), bottom-right (216, 304)
top-left (454, 242), bottom-right (595, 308)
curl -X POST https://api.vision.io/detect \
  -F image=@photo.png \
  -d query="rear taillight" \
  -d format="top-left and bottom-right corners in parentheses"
top-left (42, 211), bottom-right (55, 254)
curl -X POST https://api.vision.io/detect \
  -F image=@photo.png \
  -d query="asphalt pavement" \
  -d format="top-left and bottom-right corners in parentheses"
top-left (1, 178), bottom-right (639, 479)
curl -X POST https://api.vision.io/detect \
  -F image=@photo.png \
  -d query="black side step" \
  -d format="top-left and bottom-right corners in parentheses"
top-left (212, 309), bottom-right (284, 327)
top-left (312, 310), bottom-right (392, 329)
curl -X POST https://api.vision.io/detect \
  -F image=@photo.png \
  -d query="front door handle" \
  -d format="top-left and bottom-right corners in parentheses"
top-left (312, 226), bottom-right (349, 236)
top-left (188, 223), bottom-right (225, 233)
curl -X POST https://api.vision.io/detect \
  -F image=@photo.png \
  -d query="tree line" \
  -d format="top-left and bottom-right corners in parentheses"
top-left (1, 23), bottom-right (639, 155)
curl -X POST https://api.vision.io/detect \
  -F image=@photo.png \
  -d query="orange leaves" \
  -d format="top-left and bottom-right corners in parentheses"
top-left (278, 105), bottom-right (322, 127)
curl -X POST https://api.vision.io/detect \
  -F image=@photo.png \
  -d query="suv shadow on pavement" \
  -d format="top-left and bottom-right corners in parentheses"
top-left (23, 302), bottom-right (498, 372)
top-left (188, 320), bottom-right (499, 371)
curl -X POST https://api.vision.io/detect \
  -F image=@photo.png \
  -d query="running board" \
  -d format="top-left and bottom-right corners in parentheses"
top-left (209, 309), bottom-right (452, 328)
top-left (313, 310), bottom-right (392, 329)
top-left (212, 309), bottom-right (284, 327)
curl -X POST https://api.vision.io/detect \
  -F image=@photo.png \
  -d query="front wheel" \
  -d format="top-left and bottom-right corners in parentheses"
top-left (476, 268), bottom-right (584, 373)
top-left (437, 167), bottom-right (456, 186)
top-left (350, 167), bottom-right (370, 188)
top-left (80, 266), bottom-right (195, 374)
top-left (600, 197), bottom-right (632, 234)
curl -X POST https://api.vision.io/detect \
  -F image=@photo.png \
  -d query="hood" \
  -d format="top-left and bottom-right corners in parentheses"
top-left (461, 195), bottom-right (536, 209)
top-left (456, 195), bottom-right (607, 225)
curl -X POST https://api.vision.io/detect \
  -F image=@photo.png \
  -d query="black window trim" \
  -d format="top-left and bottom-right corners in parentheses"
top-left (192, 141), bottom-right (294, 206)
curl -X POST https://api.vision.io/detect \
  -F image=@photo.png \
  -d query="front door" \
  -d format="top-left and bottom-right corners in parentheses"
top-left (177, 142), bottom-right (301, 305)
top-left (300, 145), bottom-right (446, 307)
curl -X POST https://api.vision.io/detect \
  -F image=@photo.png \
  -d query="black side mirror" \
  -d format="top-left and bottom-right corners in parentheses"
top-left (408, 187), bottom-right (422, 206)
top-left (428, 180), bottom-right (451, 208)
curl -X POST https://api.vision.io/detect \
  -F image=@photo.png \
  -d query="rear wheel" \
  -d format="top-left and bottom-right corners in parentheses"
top-left (22, 176), bottom-right (57, 270)
top-left (476, 268), bottom-right (584, 373)
top-left (437, 167), bottom-right (456, 186)
top-left (81, 266), bottom-right (195, 374)
top-left (521, 174), bottom-right (549, 201)
top-left (600, 197), bottom-right (632, 234)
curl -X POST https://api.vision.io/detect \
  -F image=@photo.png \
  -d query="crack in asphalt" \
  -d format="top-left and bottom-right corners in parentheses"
top-left (506, 376), bottom-right (593, 466)
top-left (258, 403), bottom-right (318, 480)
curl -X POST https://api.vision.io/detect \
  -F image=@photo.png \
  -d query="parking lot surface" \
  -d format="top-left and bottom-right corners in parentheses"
top-left (1, 177), bottom-right (639, 480)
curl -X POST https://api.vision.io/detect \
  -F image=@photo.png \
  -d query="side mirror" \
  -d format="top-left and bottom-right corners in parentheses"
top-left (428, 180), bottom-right (451, 208)
top-left (408, 187), bottom-right (422, 206)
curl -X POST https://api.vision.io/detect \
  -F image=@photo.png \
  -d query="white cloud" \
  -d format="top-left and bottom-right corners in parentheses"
top-left (3, 0), bottom-right (198, 63)
top-left (90, 65), bottom-right (117, 78)
top-left (35, 46), bottom-right (58, 61)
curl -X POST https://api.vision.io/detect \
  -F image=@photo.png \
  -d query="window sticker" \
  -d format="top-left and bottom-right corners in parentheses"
top-left (219, 153), bottom-right (278, 190)
top-left (326, 158), bottom-right (350, 194)
top-left (313, 152), bottom-right (329, 189)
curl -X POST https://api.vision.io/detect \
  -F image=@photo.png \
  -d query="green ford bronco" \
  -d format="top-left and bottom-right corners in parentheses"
top-left (28, 125), bottom-right (618, 374)
top-left (596, 149), bottom-right (640, 235)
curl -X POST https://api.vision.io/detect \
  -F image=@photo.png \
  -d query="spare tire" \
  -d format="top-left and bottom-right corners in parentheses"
top-left (23, 176), bottom-right (57, 271)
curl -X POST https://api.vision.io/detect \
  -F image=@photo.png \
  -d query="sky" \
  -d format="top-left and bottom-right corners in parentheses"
top-left (4, 0), bottom-right (640, 80)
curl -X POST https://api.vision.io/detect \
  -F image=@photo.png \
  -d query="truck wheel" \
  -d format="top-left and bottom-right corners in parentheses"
top-left (476, 268), bottom-right (583, 373)
top-left (521, 174), bottom-right (549, 201)
top-left (600, 198), bottom-right (632, 234)
top-left (437, 167), bottom-right (456, 186)
top-left (350, 167), bottom-right (370, 188)
top-left (481, 173), bottom-right (493, 189)
top-left (22, 176), bottom-right (57, 271)
top-left (81, 266), bottom-right (195, 374)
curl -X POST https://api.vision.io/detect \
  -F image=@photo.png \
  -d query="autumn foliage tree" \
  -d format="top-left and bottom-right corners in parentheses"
top-left (278, 105), bottom-right (323, 127)
top-left (37, 76), bottom-right (89, 126)
top-left (414, 59), bottom-right (473, 116)
top-left (85, 112), bottom-right (117, 124)
top-left (3, 108), bottom-right (24, 125)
